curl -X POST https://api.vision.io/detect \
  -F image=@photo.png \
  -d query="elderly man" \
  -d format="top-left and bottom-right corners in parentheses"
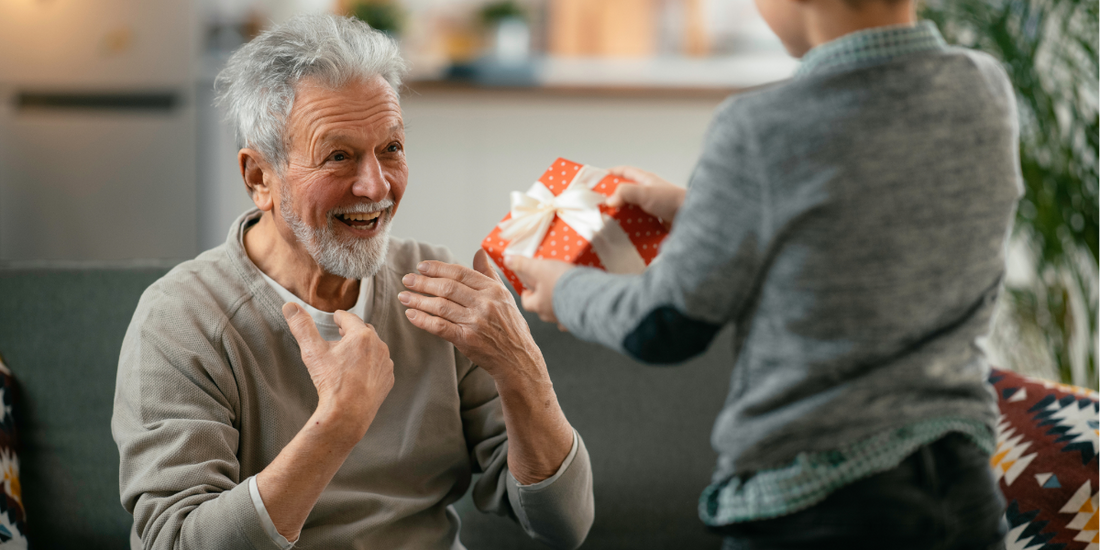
top-left (112, 14), bottom-right (593, 550)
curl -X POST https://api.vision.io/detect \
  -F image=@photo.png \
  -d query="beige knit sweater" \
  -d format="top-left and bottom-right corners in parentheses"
top-left (112, 210), bottom-right (594, 549)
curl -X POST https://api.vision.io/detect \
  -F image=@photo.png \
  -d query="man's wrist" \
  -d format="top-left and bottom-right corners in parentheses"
top-left (310, 400), bottom-right (374, 445)
top-left (490, 345), bottom-right (553, 397)
top-left (493, 358), bottom-right (561, 428)
top-left (495, 374), bottom-right (556, 406)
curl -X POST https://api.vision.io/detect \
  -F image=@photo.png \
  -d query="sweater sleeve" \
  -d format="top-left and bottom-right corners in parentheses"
top-left (112, 289), bottom-right (280, 550)
top-left (553, 98), bottom-right (769, 364)
top-left (456, 350), bottom-right (594, 550)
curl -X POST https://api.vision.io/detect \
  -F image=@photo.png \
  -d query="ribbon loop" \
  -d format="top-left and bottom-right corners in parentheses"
top-left (498, 179), bottom-right (607, 258)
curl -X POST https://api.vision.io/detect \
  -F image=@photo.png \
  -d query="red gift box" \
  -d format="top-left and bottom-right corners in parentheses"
top-left (482, 158), bottom-right (668, 294)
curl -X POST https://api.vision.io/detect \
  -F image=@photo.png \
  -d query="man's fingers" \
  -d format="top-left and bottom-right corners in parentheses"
top-left (282, 302), bottom-right (326, 355)
top-left (332, 309), bottom-right (369, 336)
top-left (472, 249), bottom-right (504, 284)
top-left (415, 260), bottom-right (493, 291)
top-left (399, 292), bottom-right (466, 324)
top-left (402, 273), bottom-right (477, 307)
top-left (404, 308), bottom-right (462, 342)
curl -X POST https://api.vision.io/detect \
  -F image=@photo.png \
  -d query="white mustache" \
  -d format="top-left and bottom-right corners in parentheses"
top-left (330, 199), bottom-right (394, 217)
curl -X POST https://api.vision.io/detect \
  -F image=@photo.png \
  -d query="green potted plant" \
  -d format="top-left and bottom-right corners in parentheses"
top-left (480, 0), bottom-right (530, 64)
top-left (351, 0), bottom-right (405, 36)
top-left (480, 1), bottom-right (526, 26)
top-left (466, 0), bottom-right (535, 85)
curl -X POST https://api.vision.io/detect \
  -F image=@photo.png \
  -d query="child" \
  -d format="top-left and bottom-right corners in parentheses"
top-left (506, 0), bottom-right (1022, 548)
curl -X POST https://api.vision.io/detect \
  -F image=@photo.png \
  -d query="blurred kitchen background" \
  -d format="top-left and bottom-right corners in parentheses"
top-left (0, 0), bottom-right (1095, 389)
top-left (0, 0), bottom-right (792, 264)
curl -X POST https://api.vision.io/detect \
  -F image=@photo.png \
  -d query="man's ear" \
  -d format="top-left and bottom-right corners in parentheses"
top-left (239, 148), bottom-right (276, 212)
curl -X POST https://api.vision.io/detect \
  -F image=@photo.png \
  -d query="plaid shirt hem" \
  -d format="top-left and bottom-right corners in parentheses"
top-left (699, 417), bottom-right (996, 525)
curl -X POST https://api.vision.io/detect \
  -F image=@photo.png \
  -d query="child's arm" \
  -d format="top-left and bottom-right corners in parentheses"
top-left (509, 104), bottom-right (769, 364)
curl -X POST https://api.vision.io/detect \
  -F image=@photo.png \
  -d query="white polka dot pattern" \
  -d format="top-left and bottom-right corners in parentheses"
top-left (482, 158), bottom-right (668, 293)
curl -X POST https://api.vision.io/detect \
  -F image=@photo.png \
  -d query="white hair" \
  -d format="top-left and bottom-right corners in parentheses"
top-left (214, 13), bottom-right (407, 171)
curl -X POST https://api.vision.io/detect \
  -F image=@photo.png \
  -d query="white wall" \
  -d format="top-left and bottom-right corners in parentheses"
top-left (197, 56), bottom-right (256, 252)
top-left (393, 91), bottom-right (725, 264)
top-left (197, 89), bottom-right (727, 263)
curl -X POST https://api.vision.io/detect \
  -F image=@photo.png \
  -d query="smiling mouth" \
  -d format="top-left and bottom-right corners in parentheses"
top-left (335, 210), bottom-right (384, 230)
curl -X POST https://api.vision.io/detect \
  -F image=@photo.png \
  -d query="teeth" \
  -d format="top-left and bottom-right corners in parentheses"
top-left (341, 211), bottom-right (382, 222)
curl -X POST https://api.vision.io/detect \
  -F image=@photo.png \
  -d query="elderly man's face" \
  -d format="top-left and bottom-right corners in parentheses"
top-left (276, 75), bottom-right (407, 279)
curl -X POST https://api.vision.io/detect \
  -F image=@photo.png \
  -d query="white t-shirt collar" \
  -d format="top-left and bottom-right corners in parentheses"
top-left (241, 219), bottom-right (375, 341)
top-left (257, 270), bottom-right (374, 341)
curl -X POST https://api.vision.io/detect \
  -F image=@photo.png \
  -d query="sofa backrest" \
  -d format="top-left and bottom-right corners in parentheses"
top-left (456, 313), bottom-right (732, 549)
top-left (0, 266), bottom-right (173, 549)
top-left (0, 265), bottom-right (730, 549)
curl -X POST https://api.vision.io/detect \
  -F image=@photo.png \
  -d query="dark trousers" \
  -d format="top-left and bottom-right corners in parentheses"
top-left (717, 433), bottom-right (1008, 550)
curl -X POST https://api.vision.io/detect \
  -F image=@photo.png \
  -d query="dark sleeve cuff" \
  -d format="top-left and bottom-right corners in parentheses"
top-left (622, 305), bottom-right (722, 364)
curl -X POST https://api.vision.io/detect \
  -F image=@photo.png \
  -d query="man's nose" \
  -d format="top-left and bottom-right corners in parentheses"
top-left (351, 156), bottom-right (391, 202)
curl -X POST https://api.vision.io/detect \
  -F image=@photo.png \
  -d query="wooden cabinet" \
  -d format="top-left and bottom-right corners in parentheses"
top-left (549, 0), bottom-right (657, 58)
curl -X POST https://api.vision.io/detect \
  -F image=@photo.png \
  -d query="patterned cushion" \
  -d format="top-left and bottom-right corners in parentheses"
top-left (988, 368), bottom-right (1099, 550)
top-left (0, 356), bottom-right (26, 548)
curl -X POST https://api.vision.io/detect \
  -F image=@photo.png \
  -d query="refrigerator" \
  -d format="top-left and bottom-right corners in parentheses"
top-left (0, 0), bottom-right (199, 262)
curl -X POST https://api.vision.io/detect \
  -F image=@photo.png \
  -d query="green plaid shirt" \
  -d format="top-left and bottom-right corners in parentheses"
top-left (699, 21), bottom-right (994, 526)
top-left (700, 417), bottom-right (995, 524)
top-left (795, 20), bottom-right (948, 77)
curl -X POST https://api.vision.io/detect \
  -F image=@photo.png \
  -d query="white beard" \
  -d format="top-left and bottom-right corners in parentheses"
top-left (280, 191), bottom-right (392, 281)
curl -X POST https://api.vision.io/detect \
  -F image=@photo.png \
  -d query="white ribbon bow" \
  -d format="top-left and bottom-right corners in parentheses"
top-left (497, 179), bottom-right (607, 259)
top-left (496, 164), bottom-right (649, 274)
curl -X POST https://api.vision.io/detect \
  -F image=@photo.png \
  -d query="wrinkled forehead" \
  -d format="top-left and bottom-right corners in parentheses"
top-left (286, 75), bottom-right (404, 147)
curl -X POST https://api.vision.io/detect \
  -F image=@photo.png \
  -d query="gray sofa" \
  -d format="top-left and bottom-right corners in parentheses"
top-left (0, 263), bottom-right (731, 549)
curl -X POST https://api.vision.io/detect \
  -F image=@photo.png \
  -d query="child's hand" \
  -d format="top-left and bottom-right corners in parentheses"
top-left (504, 255), bottom-right (575, 325)
top-left (606, 166), bottom-right (687, 230)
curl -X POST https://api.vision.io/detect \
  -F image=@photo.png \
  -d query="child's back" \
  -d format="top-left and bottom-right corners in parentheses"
top-left (546, 21), bottom-right (1021, 547)
top-left (510, 15), bottom-right (1021, 550)
top-left (553, 22), bottom-right (1020, 475)
top-left (693, 24), bottom-right (1023, 476)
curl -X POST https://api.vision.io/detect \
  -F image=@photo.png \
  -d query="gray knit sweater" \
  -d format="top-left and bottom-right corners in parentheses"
top-left (554, 41), bottom-right (1022, 478)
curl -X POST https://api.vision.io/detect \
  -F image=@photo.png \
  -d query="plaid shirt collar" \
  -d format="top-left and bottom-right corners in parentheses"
top-left (796, 20), bottom-right (948, 77)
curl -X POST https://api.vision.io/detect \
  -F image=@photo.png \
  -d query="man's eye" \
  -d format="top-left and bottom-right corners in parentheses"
top-left (387, 143), bottom-right (402, 153)
top-left (332, 152), bottom-right (348, 161)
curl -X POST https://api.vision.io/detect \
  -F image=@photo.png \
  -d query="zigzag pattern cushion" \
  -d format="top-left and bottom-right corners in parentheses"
top-left (0, 356), bottom-right (26, 548)
top-left (988, 368), bottom-right (1099, 550)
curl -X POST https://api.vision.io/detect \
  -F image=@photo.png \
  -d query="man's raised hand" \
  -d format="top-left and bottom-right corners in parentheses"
top-left (282, 303), bottom-right (394, 436)
top-left (399, 250), bottom-right (547, 383)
